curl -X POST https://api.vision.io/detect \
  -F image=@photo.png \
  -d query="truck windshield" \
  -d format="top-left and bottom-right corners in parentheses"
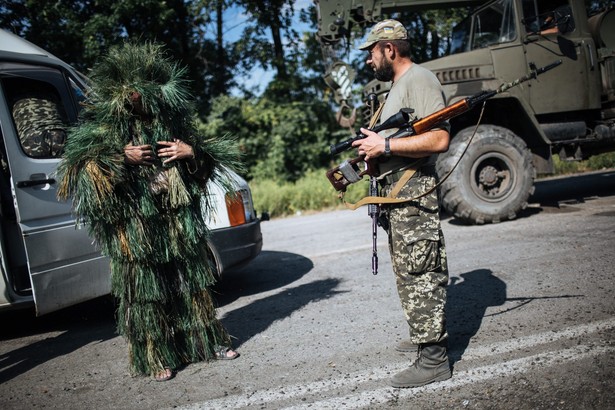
top-left (450, 0), bottom-right (517, 54)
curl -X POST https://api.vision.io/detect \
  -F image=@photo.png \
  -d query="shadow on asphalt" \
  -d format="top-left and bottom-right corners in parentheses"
top-left (446, 269), bottom-right (584, 366)
top-left (214, 250), bottom-right (347, 348)
top-left (447, 269), bottom-right (507, 364)
top-left (0, 295), bottom-right (116, 384)
top-left (528, 170), bottom-right (615, 207)
top-left (220, 277), bottom-right (344, 349)
top-left (214, 250), bottom-right (314, 307)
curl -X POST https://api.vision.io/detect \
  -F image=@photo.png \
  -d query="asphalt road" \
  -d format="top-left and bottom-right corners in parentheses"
top-left (1, 170), bottom-right (615, 409)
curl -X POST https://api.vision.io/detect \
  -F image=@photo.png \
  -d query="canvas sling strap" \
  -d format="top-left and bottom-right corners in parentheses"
top-left (342, 101), bottom-right (487, 211)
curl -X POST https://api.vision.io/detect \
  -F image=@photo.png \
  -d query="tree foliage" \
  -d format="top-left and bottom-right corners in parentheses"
top-left (1, 0), bottom-right (236, 115)
top-left (200, 95), bottom-right (345, 182)
top-left (0, 1), bottom-right (474, 184)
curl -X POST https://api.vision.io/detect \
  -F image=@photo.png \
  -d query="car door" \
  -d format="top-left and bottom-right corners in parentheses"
top-left (0, 62), bottom-right (111, 315)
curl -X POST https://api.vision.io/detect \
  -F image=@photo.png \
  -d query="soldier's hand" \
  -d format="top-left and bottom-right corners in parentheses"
top-left (353, 128), bottom-right (385, 161)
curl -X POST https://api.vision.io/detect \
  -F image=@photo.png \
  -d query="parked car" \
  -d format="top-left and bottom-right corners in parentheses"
top-left (0, 30), bottom-right (262, 315)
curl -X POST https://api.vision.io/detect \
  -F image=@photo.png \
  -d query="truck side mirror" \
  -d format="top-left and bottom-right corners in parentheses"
top-left (557, 35), bottom-right (577, 61)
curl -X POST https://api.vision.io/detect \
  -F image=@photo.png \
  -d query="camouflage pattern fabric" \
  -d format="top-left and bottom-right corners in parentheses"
top-left (12, 92), bottom-right (67, 157)
top-left (382, 166), bottom-right (448, 345)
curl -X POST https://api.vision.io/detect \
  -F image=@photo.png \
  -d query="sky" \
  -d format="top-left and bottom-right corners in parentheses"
top-left (213, 1), bottom-right (314, 95)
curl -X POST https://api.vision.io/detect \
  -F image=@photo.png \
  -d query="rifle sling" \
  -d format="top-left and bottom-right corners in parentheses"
top-left (343, 160), bottom-right (427, 210)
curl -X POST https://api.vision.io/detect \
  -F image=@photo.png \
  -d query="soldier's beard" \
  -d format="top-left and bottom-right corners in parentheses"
top-left (374, 57), bottom-right (394, 82)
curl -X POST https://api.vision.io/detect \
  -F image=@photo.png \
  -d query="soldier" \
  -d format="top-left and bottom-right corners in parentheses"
top-left (11, 81), bottom-right (67, 158)
top-left (352, 19), bottom-right (452, 388)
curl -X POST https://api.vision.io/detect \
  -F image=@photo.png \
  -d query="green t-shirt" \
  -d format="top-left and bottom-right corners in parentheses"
top-left (377, 63), bottom-right (449, 174)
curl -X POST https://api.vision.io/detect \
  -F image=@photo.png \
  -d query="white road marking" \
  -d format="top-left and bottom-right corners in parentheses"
top-left (174, 318), bottom-right (615, 410)
top-left (288, 344), bottom-right (615, 410)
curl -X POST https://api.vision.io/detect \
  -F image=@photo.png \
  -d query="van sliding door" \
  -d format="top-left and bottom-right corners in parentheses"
top-left (0, 65), bottom-right (110, 315)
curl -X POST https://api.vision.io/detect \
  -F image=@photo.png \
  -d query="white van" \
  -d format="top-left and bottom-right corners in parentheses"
top-left (0, 30), bottom-right (262, 315)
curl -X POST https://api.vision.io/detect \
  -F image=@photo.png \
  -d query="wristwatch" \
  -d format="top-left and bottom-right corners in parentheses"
top-left (384, 137), bottom-right (391, 158)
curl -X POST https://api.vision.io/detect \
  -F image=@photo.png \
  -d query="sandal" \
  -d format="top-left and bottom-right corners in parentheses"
top-left (154, 368), bottom-right (174, 382)
top-left (214, 345), bottom-right (239, 360)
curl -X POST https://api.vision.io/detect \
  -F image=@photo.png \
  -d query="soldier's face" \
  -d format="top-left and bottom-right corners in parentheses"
top-left (366, 43), bottom-right (394, 82)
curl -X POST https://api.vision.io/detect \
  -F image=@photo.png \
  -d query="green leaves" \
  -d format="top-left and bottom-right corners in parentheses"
top-left (202, 94), bottom-right (341, 182)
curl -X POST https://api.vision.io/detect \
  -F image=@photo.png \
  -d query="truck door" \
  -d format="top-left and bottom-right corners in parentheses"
top-left (0, 64), bottom-right (110, 315)
top-left (521, 0), bottom-right (602, 115)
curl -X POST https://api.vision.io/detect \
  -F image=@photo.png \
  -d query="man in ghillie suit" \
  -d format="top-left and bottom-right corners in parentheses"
top-left (57, 42), bottom-right (241, 381)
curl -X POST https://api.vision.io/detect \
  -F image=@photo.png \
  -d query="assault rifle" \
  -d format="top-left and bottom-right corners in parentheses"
top-left (326, 60), bottom-right (562, 192)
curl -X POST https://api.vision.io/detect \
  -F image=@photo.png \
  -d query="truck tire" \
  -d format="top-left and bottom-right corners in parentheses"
top-left (436, 125), bottom-right (535, 224)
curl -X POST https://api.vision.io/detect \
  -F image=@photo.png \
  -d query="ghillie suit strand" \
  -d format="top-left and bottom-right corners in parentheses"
top-left (57, 42), bottom-right (242, 376)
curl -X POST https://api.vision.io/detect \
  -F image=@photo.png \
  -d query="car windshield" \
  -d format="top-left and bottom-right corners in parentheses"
top-left (450, 0), bottom-right (517, 54)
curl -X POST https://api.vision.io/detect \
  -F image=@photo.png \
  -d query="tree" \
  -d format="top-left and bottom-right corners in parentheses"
top-left (232, 0), bottom-right (301, 100)
top-left (201, 94), bottom-right (343, 182)
top-left (1, 0), bottom-right (345, 181)
top-left (0, 0), bottom-right (238, 115)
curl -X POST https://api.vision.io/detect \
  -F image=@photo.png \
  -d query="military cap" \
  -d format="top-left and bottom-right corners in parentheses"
top-left (358, 19), bottom-right (408, 50)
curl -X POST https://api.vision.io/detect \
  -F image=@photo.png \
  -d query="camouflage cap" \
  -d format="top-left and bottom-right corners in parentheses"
top-left (358, 19), bottom-right (408, 50)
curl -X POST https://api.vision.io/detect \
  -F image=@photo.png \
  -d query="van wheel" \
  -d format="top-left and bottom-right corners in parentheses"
top-left (436, 125), bottom-right (535, 224)
top-left (206, 244), bottom-right (222, 280)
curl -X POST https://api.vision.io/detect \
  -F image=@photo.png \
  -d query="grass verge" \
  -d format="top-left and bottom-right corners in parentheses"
top-left (251, 153), bottom-right (615, 219)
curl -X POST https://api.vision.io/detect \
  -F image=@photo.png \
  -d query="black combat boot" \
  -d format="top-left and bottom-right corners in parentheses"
top-left (390, 341), bottom-right (451, 388)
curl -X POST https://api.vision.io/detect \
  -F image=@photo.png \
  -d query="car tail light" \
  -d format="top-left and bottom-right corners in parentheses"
top-left (225, 189), bottom-right (255, 226)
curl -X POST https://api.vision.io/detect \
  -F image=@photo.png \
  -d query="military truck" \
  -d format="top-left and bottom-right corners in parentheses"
top-left (316, 0), bottom-right (615, 224)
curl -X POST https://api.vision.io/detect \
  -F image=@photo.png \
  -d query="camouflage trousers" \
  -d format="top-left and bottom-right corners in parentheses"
top-left (382, 167), bottom-right (448, 345)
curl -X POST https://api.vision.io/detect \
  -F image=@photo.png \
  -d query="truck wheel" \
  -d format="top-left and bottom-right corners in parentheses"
top-left (436, 125), bottom-right (535, 224)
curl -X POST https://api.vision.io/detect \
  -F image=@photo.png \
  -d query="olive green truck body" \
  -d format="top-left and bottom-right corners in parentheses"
top-left (317, 0), bottom-right (615, 223)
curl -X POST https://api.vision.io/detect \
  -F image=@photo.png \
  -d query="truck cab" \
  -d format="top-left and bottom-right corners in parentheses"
top-left (0, 30), bottom-right (262, 315)
top-left (423, 0), bottom-right (614, 223)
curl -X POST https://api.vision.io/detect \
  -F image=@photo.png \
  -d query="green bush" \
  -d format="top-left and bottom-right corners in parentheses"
top-left (553, 152), bottom-right (615, 175)
top-left (252, 152), bottom-right (615, 219)
top-left (587, 152), bottom-right (615, 170)
top-left (251, 168), bottom-right (369, 218)
top-left (200, 95), bottom-right (346, 183)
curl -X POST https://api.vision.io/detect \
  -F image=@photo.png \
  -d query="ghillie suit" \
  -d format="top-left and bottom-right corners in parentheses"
top-left (57, 42), bottom-right (242, 376)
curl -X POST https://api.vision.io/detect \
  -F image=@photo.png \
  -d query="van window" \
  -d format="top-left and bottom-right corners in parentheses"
top-left (2, 77), bottom-right (68, 158)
